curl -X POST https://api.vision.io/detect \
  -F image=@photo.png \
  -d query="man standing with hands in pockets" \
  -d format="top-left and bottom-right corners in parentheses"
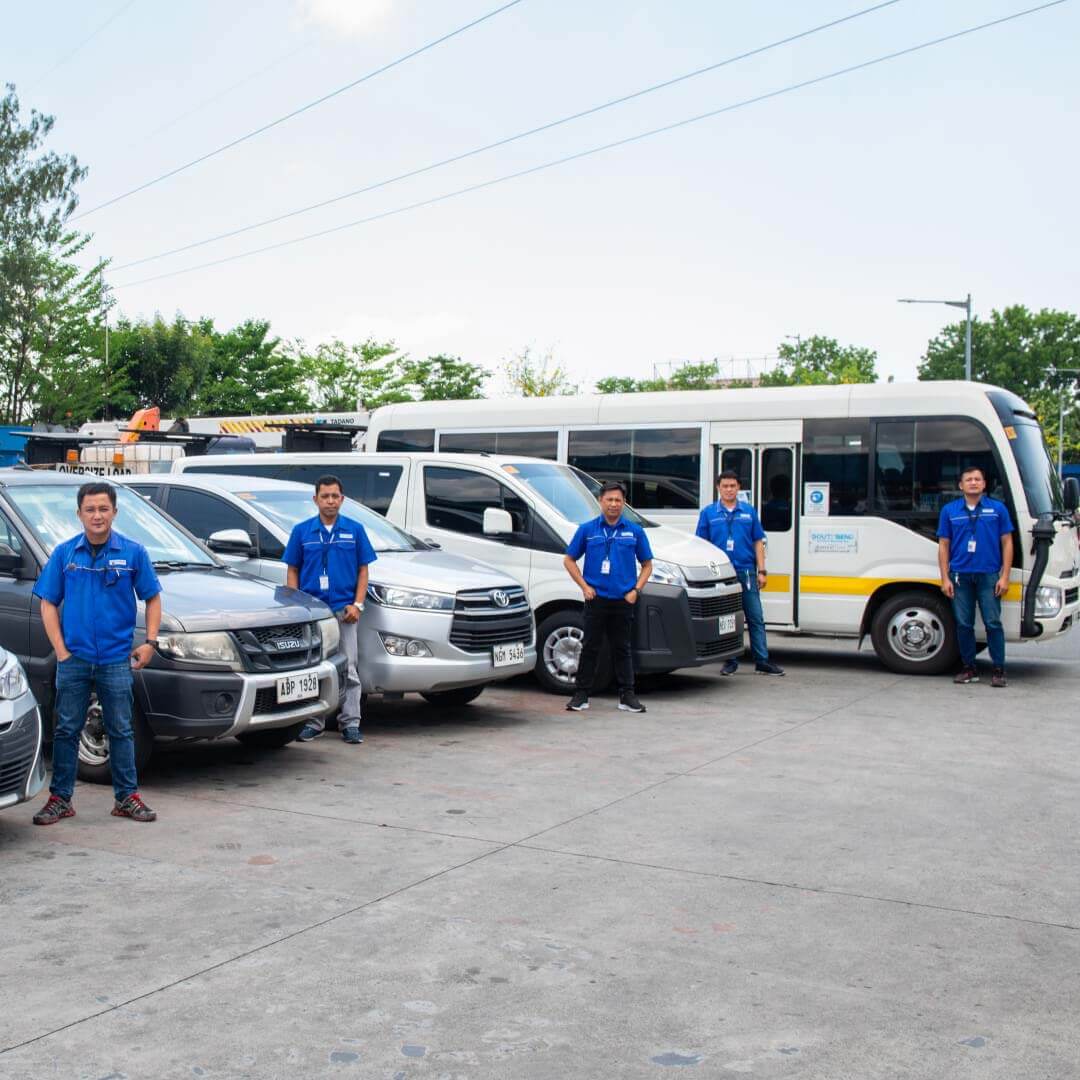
top-left (563, 481), bottom-right (653, 714)
top-left (285, 475), bottom-right (377, 743)
top-left (31, 481), bottom-right (162, 825)
top-left (937, 465), bottom-right (1014, 687)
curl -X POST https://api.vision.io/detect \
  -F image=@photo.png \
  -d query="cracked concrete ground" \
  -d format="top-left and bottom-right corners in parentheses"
top-left (1, 635), bottom-right (1077, 1079)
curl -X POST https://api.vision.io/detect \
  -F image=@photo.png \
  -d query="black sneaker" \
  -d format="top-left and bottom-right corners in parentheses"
top-left (720, 659), bottom-right (739, 676)
top-left (755, 661), bottom-right (785, 676)
top-left (991, 668), bottom-right (1007, 689)
top-left (111, 793), bottom-right (157, 822)
top-left (566, 691), bottom-right (589, 712)
top-left (33, 794), bottom-right (75, 826)
top-left (618, 691), bottom-right (646, 713)
top-left (953, 667), bottom-right (979, 684)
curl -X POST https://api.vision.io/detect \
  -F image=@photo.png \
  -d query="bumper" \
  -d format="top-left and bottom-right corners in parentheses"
top-left (633, 581), bottom-right (745, 672)
top-left (356, 607), bottom-right (536, 694)
top-left (0, 695), bottom-right (46, 809)
top-left (136, 652), bottom-right (346, 739)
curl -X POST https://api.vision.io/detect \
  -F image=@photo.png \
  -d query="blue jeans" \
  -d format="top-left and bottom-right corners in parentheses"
top-left (51, 656), bottom-right (139, 802)
top-left (951, 572), bottom-right (1005, 669)
top-left (737, 569), bottom-right (769, 662)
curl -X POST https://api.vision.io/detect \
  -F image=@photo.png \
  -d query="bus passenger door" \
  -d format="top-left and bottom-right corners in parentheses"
top-left (712, 442), bottom-right (798, 628)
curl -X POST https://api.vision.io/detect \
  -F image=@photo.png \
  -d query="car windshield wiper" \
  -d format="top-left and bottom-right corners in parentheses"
top-left (153, 560), bottom-right (216, 570)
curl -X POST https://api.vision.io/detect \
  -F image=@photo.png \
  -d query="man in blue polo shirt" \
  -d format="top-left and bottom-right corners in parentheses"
top-left (284, 474), bottom-right (377, 743)
top-left (563, 481), bottom-right (653, 713)
top-left (937, 464), bottom-right (1014, 688)
top-left (32, 481), bottom-right (162, 825)
top-left (696, 470), bottom-right (785, 676)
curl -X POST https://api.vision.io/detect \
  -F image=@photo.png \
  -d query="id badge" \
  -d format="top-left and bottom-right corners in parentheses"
top-left (319, 574), bottom-right (330, 591)
top-left (967, 540), bottom-right (977, 554)
top-left (726, 539), bottom-right (735, 552)
top-left (600, 559), bottom-right (611, 575)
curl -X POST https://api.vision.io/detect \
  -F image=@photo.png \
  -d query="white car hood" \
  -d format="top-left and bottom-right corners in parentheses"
top-left (641, 523), bottom-right (736, 580)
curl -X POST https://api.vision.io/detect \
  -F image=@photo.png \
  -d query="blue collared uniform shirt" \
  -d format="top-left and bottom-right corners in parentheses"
top-left (34, 531), bottom-right (161, 665)
top-left (283, 514), bottom-right (378, 611)
top-left (566, 515), bottom-right (653, 599)
top-left (695, 500), bottom-right (765, 571)
top-left (936, 496), bottom-right (1014, 575)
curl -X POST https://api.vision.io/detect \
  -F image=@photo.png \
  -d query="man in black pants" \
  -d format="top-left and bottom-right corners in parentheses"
top-left (563, 481), bottom-right (654, 713)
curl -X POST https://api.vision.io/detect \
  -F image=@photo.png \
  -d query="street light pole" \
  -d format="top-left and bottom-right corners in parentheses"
top-left (898, 294), bottom-right (973, 380)
top-left (1050, 367), bottom-right (1080, 481)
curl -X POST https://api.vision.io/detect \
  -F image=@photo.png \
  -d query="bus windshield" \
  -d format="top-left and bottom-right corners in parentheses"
top-left (505, 461), bottom-right (653, 527)
top-left (1009, 419), bottom-right (1063, 516)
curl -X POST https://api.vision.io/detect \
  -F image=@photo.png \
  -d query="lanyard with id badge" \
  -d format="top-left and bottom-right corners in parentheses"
top-left (319, 526), bottom-right (335, 592)
top-left (964, 503), bottom-right (981, 555)
top-left (599, 524), bottom-right (619, 575)
top-left (718, 504), bottom-right (738, 553)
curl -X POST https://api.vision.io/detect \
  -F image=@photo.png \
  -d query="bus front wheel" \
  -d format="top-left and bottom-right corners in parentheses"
top-left (870, 590), bottom-right (958, 676)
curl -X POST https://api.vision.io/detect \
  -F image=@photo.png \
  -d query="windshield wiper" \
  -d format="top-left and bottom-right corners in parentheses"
top-left (153, 560), bottom-right (216, 570)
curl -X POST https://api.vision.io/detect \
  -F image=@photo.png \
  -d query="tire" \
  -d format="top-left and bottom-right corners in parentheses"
top-left (420, 686), bottom-right (485, 708)
top-left (77, 696), bottom-right (154, 786)
top-left (870, 590), bottom-right (958, 676)
top-left (237, 721), bottom-right (307, 748)
top-left (534, 608), bottom-right (612, 695)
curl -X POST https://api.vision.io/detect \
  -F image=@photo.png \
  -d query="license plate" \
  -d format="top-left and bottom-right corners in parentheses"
top-left (493, 641), bottom-right (526, 668)
top-left (276, 669), bottom-right (320, 704)
top-left (717, 613), bottom-right (737, 635)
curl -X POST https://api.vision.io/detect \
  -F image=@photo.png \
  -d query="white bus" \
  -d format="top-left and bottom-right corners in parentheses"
top-left (367, 383), bottom-right (1080, 675)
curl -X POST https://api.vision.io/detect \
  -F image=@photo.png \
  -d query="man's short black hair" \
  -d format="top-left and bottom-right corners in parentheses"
top-left (717, 470), bottom-right (739, 484)
top-left (599, 480), bottom-right (626, 498)
top-left (315, 474), bottom-right (344, 495)
top-left (77, 481), bottom-right (117, 508)
top-left (959, 464), bottom-right (986, 482)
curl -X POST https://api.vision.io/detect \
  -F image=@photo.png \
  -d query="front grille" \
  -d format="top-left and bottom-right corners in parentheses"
top-left (1065, 587), bottom-right (1079, 606)
top-left (253, 687), bottom-right (313, 715)
top-left (697, 633), bottom-right (743, 659)
top-left (0, 752), bottom-right (33, 796)
top-left (234, 622), bottom-right (321, 672)
top-left (0, 710), bottom-right (37, 797)
top-left (454, 586), bottom-right (529, 615)
top-left (449, 586), bottom-right (533, 652)
top-left (688, 592), bottom-right (743, 619)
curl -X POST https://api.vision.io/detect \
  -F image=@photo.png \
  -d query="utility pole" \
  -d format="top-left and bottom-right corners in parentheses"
top-left (1050, 367), bottom-right (1080, 480)
top-left (898, 294), bottom-right (973, 380)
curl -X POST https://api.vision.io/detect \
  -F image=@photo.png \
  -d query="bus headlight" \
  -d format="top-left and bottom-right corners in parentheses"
top-left (649, 560), bottom-right (687, 587)
top-left (1034, 586), bottom-right (1063, 618)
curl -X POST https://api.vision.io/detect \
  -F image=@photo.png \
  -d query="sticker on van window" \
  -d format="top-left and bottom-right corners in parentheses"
top-left (235, 492), bottom-right (256, 500)
top-left (501, 465), bottom-right (520, 475)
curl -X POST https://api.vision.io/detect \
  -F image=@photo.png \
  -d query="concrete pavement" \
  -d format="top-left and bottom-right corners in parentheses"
top-left (1, 635), bottom-right (1077, 1078)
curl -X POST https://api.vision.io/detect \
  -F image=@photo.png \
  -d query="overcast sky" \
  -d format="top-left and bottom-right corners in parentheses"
top-left (4, 0), bottom-right (1077, 392)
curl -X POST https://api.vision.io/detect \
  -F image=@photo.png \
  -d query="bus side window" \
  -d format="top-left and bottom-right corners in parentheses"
top-left (803, 420), bottom-right (870, 515)
top-left (377, 429), bottom-right (434, 452)
top-left (760, 448), bottom-right (792, 532)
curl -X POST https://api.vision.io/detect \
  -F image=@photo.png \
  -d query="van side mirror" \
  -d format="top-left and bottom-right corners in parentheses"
top-left (207, 528), bottom-right (256, 556)
top-left (1064, 476), bottom-right (1079, 513)
top-left (482, 508), bottom-right (514, 536)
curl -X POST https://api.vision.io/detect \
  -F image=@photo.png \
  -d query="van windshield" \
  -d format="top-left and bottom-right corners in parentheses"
top-left (7, 484), bottom-right (216, 565)
top-left (505, 461), bottom-right (651, 526)
top-left (240, 490), bottom-right (418, 552)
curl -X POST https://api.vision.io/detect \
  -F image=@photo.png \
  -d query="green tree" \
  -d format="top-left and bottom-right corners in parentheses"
top-left (504, 347), bottom-right (577, 397)
top-left (595, 376), bottom-right (641, 394)
top-left (761, 335), bottom-right (878, 386)
top-left (668, 359), bottom-right (720, 390)
top-left (299, 338), bottom-right (411, 411)
top-left (395, 353), bottom-right (488, 401)
top-left (917, 305), bottom-right (1080, 461)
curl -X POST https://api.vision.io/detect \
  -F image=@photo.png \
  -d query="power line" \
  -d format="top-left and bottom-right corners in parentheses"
top-left (33, 0), bottom-right (140, 87)
top-left (74, 0), bottom-right (527, 221)
top-left (113, 0), bottom-right (1067, 291)
top-left (112, 0), bottom-right (904, 273)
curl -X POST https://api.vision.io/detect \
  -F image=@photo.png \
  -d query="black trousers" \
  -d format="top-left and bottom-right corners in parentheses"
top-left (576, 597), bottom-right (636, 693)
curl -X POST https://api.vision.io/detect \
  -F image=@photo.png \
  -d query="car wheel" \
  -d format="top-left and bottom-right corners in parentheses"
top-left (76, 696), bottom-right (154, 785)
top-left (870, 590), bottom-right (958, 675)
top-left (237, 721), bottom-right (307, 748)
top-left (534, 609), bottom-right (612, 695)
top-left (420, 686), bottom-right (485, 708)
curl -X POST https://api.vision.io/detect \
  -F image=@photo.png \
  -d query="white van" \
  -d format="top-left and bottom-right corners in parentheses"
top-left (174, 453), bottom-right (743, 692)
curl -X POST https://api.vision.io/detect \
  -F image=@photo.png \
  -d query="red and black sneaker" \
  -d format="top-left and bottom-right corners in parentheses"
top-left (33, 794), bottom-right (75, 826)
top-left (111, 793), bottom-right (157, 823)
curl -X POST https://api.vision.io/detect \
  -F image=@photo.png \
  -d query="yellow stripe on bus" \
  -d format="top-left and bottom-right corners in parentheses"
top-left (761, 574), bottom-right (791, 593)
top-left (798, 575), bottom-right (1022, 602)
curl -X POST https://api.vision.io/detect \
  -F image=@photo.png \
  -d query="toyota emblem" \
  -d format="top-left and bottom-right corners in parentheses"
top-left (492, 589), bottom-right (510, 607)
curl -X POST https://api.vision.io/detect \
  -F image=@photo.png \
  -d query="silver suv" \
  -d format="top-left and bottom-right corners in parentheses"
top-left (0, 647), bottom-right (45, 810)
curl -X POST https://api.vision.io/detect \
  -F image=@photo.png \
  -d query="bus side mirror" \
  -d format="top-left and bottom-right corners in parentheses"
top-left (482, 508), bottom-right (514, 536)
top-left (1064, 476), bottom-right (1079, 513)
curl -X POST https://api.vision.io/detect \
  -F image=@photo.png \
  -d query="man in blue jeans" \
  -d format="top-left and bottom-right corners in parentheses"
top-left (937, 465), bottom-right (1014, 688)
top-left (696, 471), bottom-right (784, 676)
top-left (31, 482), bottom-right (162, 824)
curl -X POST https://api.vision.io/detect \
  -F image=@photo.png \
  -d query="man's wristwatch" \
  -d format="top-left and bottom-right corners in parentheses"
top-left (145, 639), bottom-right (158, 647)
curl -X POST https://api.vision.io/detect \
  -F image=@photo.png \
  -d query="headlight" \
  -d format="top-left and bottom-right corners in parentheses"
top-left (649, 560), bottom-right (687, 587)
top-left (157, 631), bottom-right (243, 669)
top-left (1034, 586), bottom-right (1063, 618)
top-left (318, 617), bottom-right (340, 656)
top-left (379, 633), bottom-right (434, 658)
top-left (0, 656), bottom-right (28, 699)
top-left (367, 584), bottom-right (455, 611)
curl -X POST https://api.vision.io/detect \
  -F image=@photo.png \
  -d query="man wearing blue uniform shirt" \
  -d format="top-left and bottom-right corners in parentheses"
top-left (696, 471), bottom-right (785, 676)
top-left (937, 465), bottom-right (1014, 688)
top-left (31, 482), bottom-right (162, 825)
top-left (563, 481), bottom-right (653, 713)
top-left (284, 474), bottom-right (377, 743)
